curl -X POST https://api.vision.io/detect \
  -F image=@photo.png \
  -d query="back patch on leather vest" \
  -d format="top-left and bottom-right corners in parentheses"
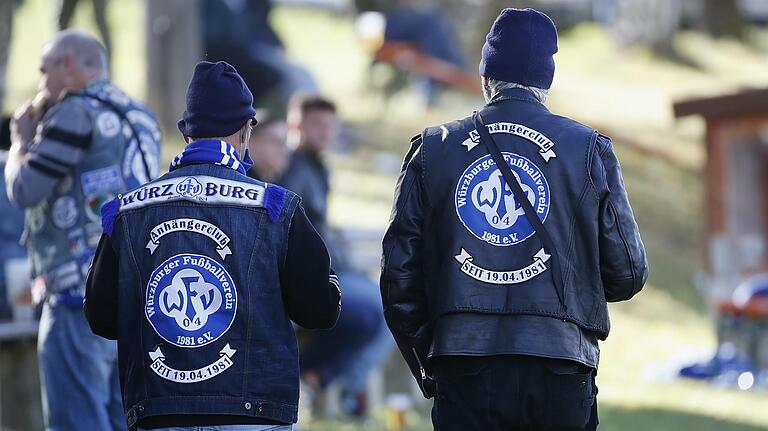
top-left (453, 152), bottom-right (552, 285)
top-left (455, 152), bottom-right (550, 246)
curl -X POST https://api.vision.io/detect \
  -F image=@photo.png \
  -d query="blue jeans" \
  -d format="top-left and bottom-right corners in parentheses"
top-left (300, 272), bottom-right (394, 392)
top-left (138, 426), bottom-right (292, 431)
top-left (38, 301), bottom-right (126, 431)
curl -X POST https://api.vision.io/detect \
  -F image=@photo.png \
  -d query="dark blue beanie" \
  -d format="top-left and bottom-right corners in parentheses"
top-left (178, 61), bottom-right (257, 138)
top-left (479, 8), bottom-right (558, 89)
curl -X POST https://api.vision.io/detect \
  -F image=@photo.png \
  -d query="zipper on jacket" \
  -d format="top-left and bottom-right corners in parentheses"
top-left (412, 347), bottom-right (427, 380)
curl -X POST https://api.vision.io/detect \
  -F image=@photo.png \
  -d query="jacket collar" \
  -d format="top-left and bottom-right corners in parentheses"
top-left (488, 87), bottom-right (544, 106)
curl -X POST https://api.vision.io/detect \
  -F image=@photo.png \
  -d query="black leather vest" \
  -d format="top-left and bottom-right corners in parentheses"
top-left (420, 88), bottom-right (610, 338)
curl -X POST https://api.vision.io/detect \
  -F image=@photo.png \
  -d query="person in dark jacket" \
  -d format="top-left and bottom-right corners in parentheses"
top-left (279, 95), bottom-right (393, 416)
top-left (200, 0), bottom-right (317, 115)
top-left (246, 110), bottom-right (288, 183)
top-left (85, 61), bottom-right (340, 431)
top-left (381, 8), bottom-right (648, 431)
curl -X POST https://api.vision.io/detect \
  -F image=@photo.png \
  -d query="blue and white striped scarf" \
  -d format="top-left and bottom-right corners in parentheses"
top-left (169, 139), bottom-right (254, 175)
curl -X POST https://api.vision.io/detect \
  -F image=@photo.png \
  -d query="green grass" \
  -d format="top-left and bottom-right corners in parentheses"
top-left (6, 2), bottom-right (768, 430)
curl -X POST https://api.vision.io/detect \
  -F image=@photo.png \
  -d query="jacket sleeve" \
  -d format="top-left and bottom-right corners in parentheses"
top-left (594, 135), bottom-right (649, 302)
top-left (5, 100), bottom-right (92, 208)
top-left (280, 204), bottom-right (341, 329)
top-left (84, 233), bottom-right (119, 339)
top-left (380, 134), bottom-right (435, 398)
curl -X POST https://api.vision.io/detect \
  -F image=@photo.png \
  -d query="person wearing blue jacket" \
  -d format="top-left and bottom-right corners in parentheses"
top-left (85, 61), bottom-right (340, 431)
top-left (6, 30), bottom-right (161, 431)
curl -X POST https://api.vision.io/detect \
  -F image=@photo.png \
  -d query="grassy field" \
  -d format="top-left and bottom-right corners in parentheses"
top-left (5, 1), bottom-right (768, 430)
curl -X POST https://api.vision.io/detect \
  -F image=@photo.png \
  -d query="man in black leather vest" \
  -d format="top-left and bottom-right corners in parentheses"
top-left (380, 8), bottom-right (648, 431)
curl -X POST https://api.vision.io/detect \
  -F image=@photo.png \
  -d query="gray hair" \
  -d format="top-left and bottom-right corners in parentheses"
top-left (481, 76), bottom-right (548, 103)
top-left (49, 30), bottom-right (108, 79)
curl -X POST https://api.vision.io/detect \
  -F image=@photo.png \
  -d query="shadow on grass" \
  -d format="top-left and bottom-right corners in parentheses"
top-left (599, 404), bottom-right (768, 431)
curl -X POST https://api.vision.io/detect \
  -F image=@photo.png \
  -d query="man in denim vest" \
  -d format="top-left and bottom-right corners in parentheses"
top-left (381, 9), bottom-right (648, 431)
top-left (85, 61), bottom-right (341, 431)
top-left (6, 30), bottom-right (161, 430)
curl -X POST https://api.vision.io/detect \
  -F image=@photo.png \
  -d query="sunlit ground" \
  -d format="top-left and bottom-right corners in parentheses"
top-left (5, 1), bottom-right (768, 429)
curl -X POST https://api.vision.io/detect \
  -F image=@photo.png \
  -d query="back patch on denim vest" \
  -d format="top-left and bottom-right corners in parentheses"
top-left (144, 253), bottom-right (238, 383)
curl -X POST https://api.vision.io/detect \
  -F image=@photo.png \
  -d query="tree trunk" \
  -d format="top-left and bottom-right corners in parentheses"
top-left (701, 0), bottom-right (744, 38)
top-left (0, 0), bottom-right (13, 112)
top-left (145, 0), bottom-right (202, 133)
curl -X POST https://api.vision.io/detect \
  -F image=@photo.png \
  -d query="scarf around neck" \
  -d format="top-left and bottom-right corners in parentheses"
top-left (169, 139), bottom-right (254, 175)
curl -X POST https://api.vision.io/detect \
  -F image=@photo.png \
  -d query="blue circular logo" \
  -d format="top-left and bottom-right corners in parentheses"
top-left (145, 254), bottom-right (237, 348)
top-left (176, 177), bottom-right (203, 198)
top-left (455, 153), bottom-right (550, 246)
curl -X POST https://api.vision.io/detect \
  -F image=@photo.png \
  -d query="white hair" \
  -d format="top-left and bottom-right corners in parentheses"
top-left (481, 76), bottom-right (548, 103)
top-left (49, 30), bottom-right (108, 79)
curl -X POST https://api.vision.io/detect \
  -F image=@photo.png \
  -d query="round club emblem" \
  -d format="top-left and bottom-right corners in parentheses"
top-left (96, 111), bottom-right (121, 138)
top-left (176, 177), bottom-right (203, 198)
top-left (52, 196), bottom-right (79, 229)
top-left (146, 254), bottom-right (237, 348)
top-left (455, 153), bottom-right (550, 246)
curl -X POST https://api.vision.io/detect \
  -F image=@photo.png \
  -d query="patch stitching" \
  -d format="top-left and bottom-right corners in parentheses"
top-left (119, 176), bottom-right (266, 211)
top-left (461, 122), bottom-right (557, 161)
top-left (145, 253), bottom-right (237, 349)
top-left (146, 219), bottom-right (232, 260)
top-left (454, 247), bottom-right (550, 284)
top-left (455, 152), bottom-right (550, 247)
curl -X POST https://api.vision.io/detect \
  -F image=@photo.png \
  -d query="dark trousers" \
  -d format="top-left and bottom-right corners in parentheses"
top-left (57, 0), bottom-right (112, 62)
top-left (431, 355), bottom-right (599, 431)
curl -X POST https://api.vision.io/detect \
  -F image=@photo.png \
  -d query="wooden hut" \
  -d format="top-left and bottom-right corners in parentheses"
top-left (675, 89), bottom-right (768, 368)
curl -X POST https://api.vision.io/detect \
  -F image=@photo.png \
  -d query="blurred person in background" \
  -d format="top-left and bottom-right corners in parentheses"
top-left (383, 0), bottom-right (466, 105)
top-left (57, 0), bottom-right (112, 66)
top-left (381, 8), bottom-right (648, 431)
top-left (0, 117), bottom-right (27, 322)
top-left (5, 30), bottom-right (161, 430)
top-left (279, 95), bottom-right (393, 417)
top-left (201, 0), bottom-right (317, 116)
top-left (247, 109), bottom-right (289, 183)
top-left (86, 60), bottom-right (340, 431)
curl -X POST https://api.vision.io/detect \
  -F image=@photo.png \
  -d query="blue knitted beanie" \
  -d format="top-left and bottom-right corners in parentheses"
top-left (479, 8), bottom-right (558, 89)
top-left (178, 61), bottom-right (257, 138)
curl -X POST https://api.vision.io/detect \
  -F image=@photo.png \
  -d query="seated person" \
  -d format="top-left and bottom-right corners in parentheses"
top-left (383, 0), bottom-right (467, 104)
top-left (279, 95), bottom-right (393, 416)
top-left (201, 0), bottom-right (317, 115)
top-left (247, 110), bottom-right (289, 183)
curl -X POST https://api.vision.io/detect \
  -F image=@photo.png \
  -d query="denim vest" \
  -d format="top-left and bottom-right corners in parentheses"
top-left (420, 88), bottom-right (611, 338)
top-left (106, 162), bottom-right (300, 428)
top-left (25, 80), bottom-right (162, 297)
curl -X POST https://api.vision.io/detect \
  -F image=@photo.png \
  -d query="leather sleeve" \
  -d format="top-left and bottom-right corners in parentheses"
top-left (593, 135), bottom-right (649, 302)
top-left (380, 134), bottom-right (435, 398)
